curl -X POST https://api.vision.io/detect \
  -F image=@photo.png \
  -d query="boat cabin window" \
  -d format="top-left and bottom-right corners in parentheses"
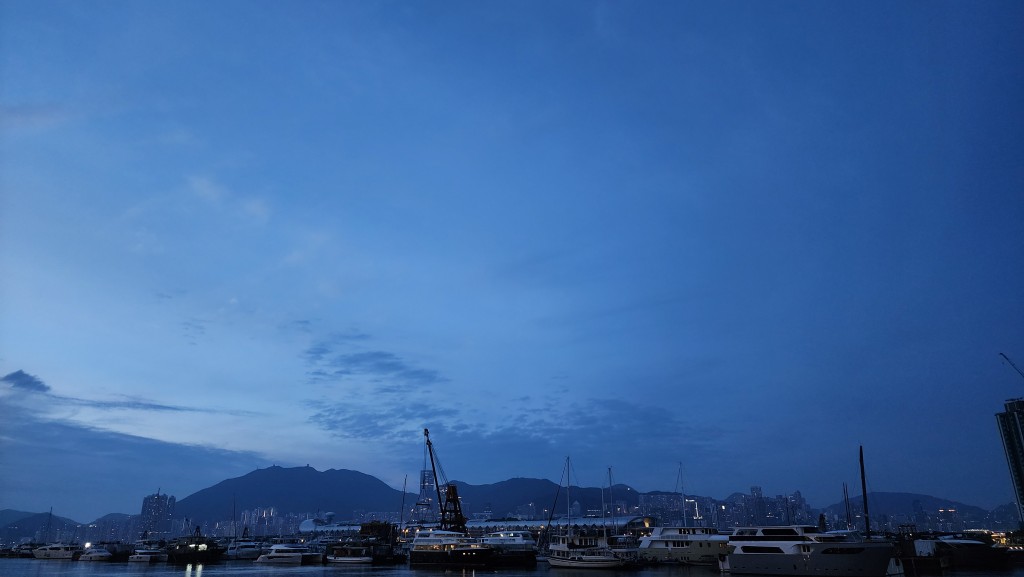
top-left (762, 528), bottom-right (800, 536)
top-left (740, 546), bottom-right (785, 553)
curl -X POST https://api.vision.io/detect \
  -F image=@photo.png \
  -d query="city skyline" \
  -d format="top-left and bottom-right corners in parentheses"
top-left (2, 1), bottom-right (1023, 523)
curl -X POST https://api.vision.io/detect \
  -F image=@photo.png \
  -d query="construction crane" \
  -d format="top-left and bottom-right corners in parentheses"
top-left (423, 429), bottom-right (468, 533)
top-left (1001, 353), bottom-right (1024, 382)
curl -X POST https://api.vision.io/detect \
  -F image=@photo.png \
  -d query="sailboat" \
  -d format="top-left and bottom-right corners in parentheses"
top-left (545, 458), bottom-right (631, 569)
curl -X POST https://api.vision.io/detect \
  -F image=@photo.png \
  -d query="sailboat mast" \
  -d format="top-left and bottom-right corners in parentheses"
top-left (843, 483), bottom-right (852, 530)
top-left (859, 446), bottom-right (871, 538)
top-left (608, 467), bottom-right (616, 533)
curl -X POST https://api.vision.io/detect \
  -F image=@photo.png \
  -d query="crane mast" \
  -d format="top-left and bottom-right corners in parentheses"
top-left (424, 428), bottom-right (467, 533)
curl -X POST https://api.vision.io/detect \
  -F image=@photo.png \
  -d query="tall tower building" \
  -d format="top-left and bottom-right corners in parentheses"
top-left (996, 399), bottom-right (1024, 528)
top-left (413, 469), bottom-right (437, 522)
top-left (140, 490), bottom-right (176, 535)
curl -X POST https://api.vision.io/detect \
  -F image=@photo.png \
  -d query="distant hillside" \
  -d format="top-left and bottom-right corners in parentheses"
top-left (0, 510), bottom-right (36, 528)
top-left (172, 467), bottom-right (645, 523)
top-left (823, 492), bottom-right (988, 519)
top-left (0, 511), bottom-right (81, 543)
top-left (175, 466), bottom-right (416, 522)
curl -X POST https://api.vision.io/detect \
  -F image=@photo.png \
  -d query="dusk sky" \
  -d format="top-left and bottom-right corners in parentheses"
top-left (2, 1), bottom-right (1023, 523)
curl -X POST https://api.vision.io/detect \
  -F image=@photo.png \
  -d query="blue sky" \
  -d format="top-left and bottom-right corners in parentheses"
top-left (2, 1), bottom-right (1023, 523)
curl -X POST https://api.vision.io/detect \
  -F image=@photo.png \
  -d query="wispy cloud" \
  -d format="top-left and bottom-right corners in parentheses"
top-left (1, 369), bottom-right (258, 417)
top-left (185, 174), bottom-right (272, 225)
top-left (309, 401), bottom-right (457, 442)
top-left (303, 331), bottom-right (454, 440)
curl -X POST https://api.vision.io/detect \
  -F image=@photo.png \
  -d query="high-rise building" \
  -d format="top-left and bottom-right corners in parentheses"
top-left (413, 469), bottom-right (437, 522)
top-left (996, 398), bottom-right (1024, 528)
top-left (140, 490), bottom-right (176, 535)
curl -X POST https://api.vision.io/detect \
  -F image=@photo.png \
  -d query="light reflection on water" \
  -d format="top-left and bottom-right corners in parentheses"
top-left (0, 560), bottom-right (1020, 577)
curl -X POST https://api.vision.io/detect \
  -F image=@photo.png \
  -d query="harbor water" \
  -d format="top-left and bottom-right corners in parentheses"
top-left (0, 560), bottom-right (1021, 577)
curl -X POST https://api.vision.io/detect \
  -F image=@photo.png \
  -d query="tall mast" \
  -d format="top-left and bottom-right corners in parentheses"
top-left (859, 446), bottom-right (871, 538)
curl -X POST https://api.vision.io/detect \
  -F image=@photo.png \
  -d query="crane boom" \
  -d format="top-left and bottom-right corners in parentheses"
top-left (1001, 353), bottom-right (1024, 382)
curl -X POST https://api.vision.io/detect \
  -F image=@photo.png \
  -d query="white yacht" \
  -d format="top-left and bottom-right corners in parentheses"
top-left (225, 538), bottom-right (263, 560)
top-left (128, 548), bottom-right (168, 563)
top-left (79, 545), bottom-right (113, 561)
top-left (255, 542), bottom-right (322, 565)
top-left (129, 538), bottom-right (168, 563)
top-left (638, 526), bottom-right (729, 565)
top-left (721, 525), bottom-right (894, 577)
top-left (32, 543), bottom-right (83, 560)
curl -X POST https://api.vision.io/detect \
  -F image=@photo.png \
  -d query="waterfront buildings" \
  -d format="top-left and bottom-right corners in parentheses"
top-left (996, 398), bottom-right (1024, 528)
top-left (139, 490), bottom-right (176, 535)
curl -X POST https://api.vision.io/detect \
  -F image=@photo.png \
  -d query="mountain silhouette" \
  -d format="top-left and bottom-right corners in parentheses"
top-left (174, 465), bottom-right (414, 522)
top-left (822, 491), bottom-right (988, 519)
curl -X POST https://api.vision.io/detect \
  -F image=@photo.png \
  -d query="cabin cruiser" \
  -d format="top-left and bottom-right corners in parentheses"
top-left (638, 526), bottom-right (729, 565)
top-left (255, 542), bottom-right (323, 565)
top-left (721, 525), bottom-right (894, 577)
top-left (32, 543), bottom-right (83, 560)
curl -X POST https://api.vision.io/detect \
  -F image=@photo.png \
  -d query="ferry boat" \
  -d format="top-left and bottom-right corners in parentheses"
top-left (638, 526), bottom-right (729, 565)
top-left (32, 543), bottom-right (83, 560)
top-left (720, 525), bottom-right (894, 577)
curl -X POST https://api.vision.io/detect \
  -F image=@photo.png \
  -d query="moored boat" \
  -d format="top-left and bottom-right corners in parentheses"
top-left (325, 543), bottom-right (374, 564)
top-left (225, 538), bottom-right (263, 560)
top-left (721, 525), bottom-right (894, 577)
top-left (129, 547), bottom-right (168, 563)
top-left (255, 542), bottom-right (323, 565)
top-left (407, 429), bottom-right (498, 569)
top-left (408, 528), bottom-right (496, 568)
top-left (480, 530), bottom-right (539, 567)
top-left (638, 526), bottom-right (729, 565)
top-left (79, 545), bottom-right (113, 561)
top-left (165, 527), bottom-right (227, 564)
top-left (547, 528), bottom-right (633, 569)
top-left (32, 543), bottom-right (83, 560)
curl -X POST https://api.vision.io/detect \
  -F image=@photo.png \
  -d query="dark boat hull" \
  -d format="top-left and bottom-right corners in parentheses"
top-left (409, 547), bottom-right (496, 568)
